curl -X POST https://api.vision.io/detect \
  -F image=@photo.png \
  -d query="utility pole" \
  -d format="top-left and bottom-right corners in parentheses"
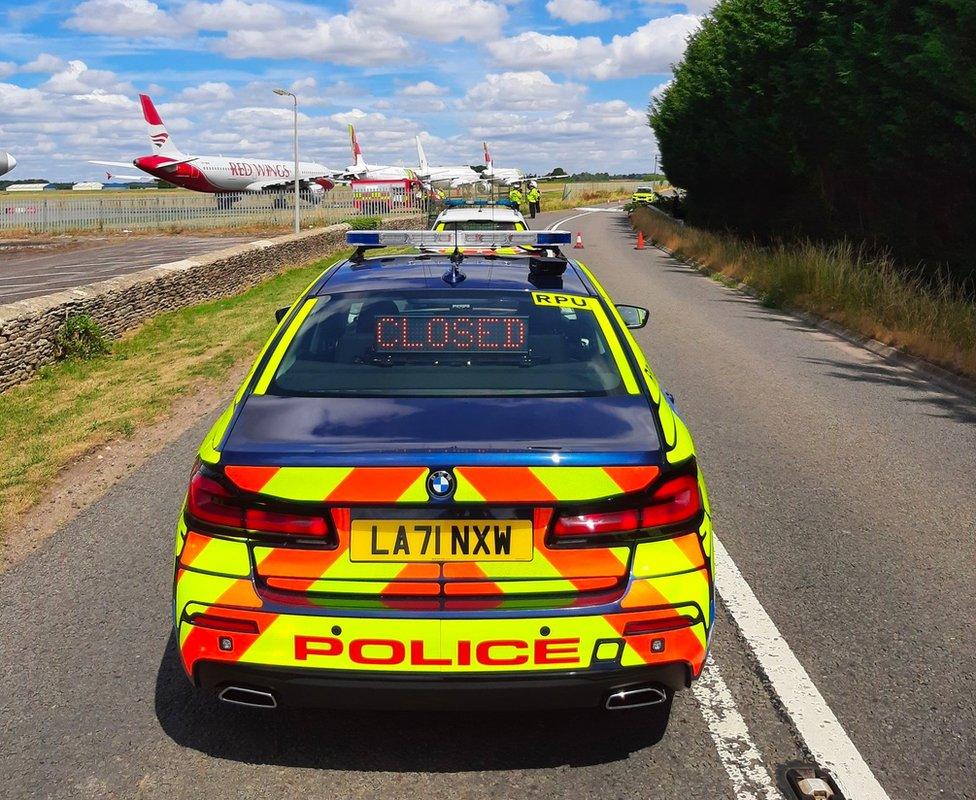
top-left (273, 88), bottom-right (300, 234)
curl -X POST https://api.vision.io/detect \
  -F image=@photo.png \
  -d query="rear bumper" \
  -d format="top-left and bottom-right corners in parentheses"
top-left (196, 660), bottom-right (688, 710)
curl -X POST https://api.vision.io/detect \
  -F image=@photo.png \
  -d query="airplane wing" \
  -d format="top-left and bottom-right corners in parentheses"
top-left (449, 175), bottom-right (482, 189)
top-left (90, 160), bottom-right (136, 169)
top-left (105, 172), bottom-right (152, 181)
top-left (244, 173), bottom-right (344, 192)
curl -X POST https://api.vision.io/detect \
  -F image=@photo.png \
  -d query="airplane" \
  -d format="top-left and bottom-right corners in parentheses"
top-left (342, 125), bottom-right (416, 181)
top-left (0, 151), bottom-right (16, 177)
top-left (414, 137), bottom-right (482, 189)
top-left (481, 142), bottom-right (562, 187)
top-left (91, 95), bottom-right (340, 194)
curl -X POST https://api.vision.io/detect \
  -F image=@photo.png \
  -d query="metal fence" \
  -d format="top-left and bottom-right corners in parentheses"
top-left (0, 181), bottom-right (641, 235)
top-left (0, 187), bottom-right (429, 235)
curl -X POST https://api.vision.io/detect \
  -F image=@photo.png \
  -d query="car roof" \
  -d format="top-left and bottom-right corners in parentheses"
top-left (316, 254), bottom-right (594, 294)
top-left (434, 206), bottom-right (525, 222)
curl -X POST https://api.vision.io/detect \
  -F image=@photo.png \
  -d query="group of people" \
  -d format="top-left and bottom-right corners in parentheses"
top-left (508, 181), bottom-right (542, 219)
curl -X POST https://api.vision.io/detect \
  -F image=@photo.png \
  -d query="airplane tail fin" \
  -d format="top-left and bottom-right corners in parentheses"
top-left (416, 136), bottom-right (429, 174)
top-left (483, 141), bottom-right (493, 175)
top-left (349, 124), bottom-right (365, 169)
top-left (139, 94), bottom-right (183, 159)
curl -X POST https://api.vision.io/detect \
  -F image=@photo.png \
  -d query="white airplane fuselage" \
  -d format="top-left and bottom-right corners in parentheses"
top-left (132, 154), bottom-right (333, 193)
top-left (421, 165), bottom-right (482, 188)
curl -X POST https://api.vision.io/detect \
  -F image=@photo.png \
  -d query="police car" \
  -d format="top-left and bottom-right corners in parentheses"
top-left (432, 199), bottom-right (528, 231)
top-left (174, 229), bottom-right (714, 724)
top-left (632, 186), bottom-right (657, 205)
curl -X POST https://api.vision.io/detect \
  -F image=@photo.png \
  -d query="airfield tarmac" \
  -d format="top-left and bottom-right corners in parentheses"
top-left (0, 235), bottom-right (254, 304)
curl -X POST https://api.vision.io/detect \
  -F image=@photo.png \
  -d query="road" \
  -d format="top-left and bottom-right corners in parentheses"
top-left (0, 235), bottom-right (253, 303)
top-left (2, 207), bottom-right (974, 799)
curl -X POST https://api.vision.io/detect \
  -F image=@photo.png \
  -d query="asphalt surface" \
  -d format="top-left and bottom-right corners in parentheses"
top-left (2, 208), bottom-right (974, 799)
top-left (0, 235), bottom-right (253, 303)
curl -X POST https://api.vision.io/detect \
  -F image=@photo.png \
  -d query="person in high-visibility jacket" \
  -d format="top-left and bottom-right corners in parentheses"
top-left (508, 186), bottom-right (523, 209)
top-left (527, 182), bottom-right (541, 219)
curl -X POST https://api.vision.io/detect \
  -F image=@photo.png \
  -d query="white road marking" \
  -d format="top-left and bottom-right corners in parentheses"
top-left (693, 662), bottom-right (781, 800)
top-left (548, 210), bottom-right (890, 799)
top-left (546, 209), bottom-right (598, 230)
top-left (714, 536), bottom-right (892, 800)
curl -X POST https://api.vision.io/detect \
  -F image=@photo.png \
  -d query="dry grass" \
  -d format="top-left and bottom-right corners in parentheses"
top-left (631, 208), bottom-right (976, 379)
top-left (0, 252), bottom-right (346, 531)
top-left (539, 188), bottom-right (633, 212)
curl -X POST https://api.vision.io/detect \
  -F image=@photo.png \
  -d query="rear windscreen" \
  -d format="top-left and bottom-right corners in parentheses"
top-left (436, 219), bottom-right (520, 231)
top-left (267, 290), bottom-right (629, 397)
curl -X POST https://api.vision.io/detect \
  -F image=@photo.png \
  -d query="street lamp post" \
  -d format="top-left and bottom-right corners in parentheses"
top-left (273, 88), bottom-right (300, 235)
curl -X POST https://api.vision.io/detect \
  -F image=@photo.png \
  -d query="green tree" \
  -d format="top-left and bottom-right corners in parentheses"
top-left (651, 0), bottom-right (976, 282)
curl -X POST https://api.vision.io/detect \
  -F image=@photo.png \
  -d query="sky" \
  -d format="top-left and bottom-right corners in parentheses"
top-left (0, 0), bottom-right (715, 181)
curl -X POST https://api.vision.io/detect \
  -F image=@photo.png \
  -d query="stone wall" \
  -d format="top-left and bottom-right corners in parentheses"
top-left (0, 216), bottom-right (423, 392)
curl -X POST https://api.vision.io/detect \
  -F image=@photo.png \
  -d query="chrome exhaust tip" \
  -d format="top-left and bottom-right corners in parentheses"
top-left (605, 685), bottom-right (668, 710)
top-left (218, 686), bottom-right (277, 709)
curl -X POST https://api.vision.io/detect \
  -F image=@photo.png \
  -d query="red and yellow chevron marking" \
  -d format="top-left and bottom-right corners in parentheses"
top-left (224, 464), bottom-right (660, 504)
top-left (224, 465), bottom-right (428, 503)
top-left (621, 568), bottom-right (711, 627)
top-left (177, 603), bottom-right (707, 677)
top-left (632, 532), bottom-right (705, 578)
top-left (178, 531), bottom-right (251, 577)
top-left (175, 567), bottom-right (262, 612)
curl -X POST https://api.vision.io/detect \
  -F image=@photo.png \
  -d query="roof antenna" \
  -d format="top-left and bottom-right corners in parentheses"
top-left (444, 225), bottom-right (466, 284)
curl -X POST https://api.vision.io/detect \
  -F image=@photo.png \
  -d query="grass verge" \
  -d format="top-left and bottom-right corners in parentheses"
top-left (0, 251), bottom-right (347, 532)
top-left (631, 207), bottom-right (976, 380)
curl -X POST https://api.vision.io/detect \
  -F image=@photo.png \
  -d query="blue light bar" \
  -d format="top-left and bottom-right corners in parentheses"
top-left (347, 230), bottom-right (573, 249)
top-left (534, 232), bottom-right (572, 246)
top-left (441, 198), bottom-right (519, 209)
top-left (346, 232), bottom-right (382, 246)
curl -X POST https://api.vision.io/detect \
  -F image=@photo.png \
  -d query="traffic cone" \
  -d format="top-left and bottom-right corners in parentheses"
top-left (574, 231), bottom-right (584, 249)
top-left (635, 230), bottom-right (646, 250)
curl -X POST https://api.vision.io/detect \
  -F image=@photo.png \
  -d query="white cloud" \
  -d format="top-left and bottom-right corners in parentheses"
top-left (179, 81), bottom-right (235, 104)
top-left (545, 0), bottom-right (611, 24)
top-left (66, 0), bottom-right (182, 37)
top-left (179, 0), bottom-right (286, 30)
top-left (0, 62), bottom-right (15, 79)
top-left (214, 14), bottom-right (412, 66)
top-left (400, 80), bottom-right (448, 97)
top-left (353, 0), bottom-right (507, 42)
top-left (594, 14), bottom-right (699, 78)
top-left (463, 70), bottom-right (584, 111)
top-left (487, 13), bottom-right (701, 78)
top-left (486, 31), bottom-right (604, 72)
top-left (20, 53), bottom-right (67, 74)
top-left (650, 78), bottom-right (672, 102)
top-left (41, 60), bottom-right (131, 95)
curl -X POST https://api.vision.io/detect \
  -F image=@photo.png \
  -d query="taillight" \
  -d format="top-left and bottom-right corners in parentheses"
top-left (553, 509), bottom-right (640, 537)
top-left (551, 473), bottom-right (702, 541)
top-left (243, 507), bottom-right (328, 537)
top-left (187, 472), bottom-right (243, 528)
top-left (640, 474), bottom-right (701, 528)
top-left (189, 612), bottom-right (260, 634)
top-left (186, 469), bottom-right (329, 538)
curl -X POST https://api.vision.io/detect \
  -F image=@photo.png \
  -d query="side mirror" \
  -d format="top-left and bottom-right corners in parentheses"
top-left (615, 304), bottom-right (649, 329)
top-left (274, 306), bottom-right (289, 323)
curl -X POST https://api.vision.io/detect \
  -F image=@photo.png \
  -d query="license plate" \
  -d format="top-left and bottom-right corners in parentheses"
top-left (349, 519), bottom-right (533, 562)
